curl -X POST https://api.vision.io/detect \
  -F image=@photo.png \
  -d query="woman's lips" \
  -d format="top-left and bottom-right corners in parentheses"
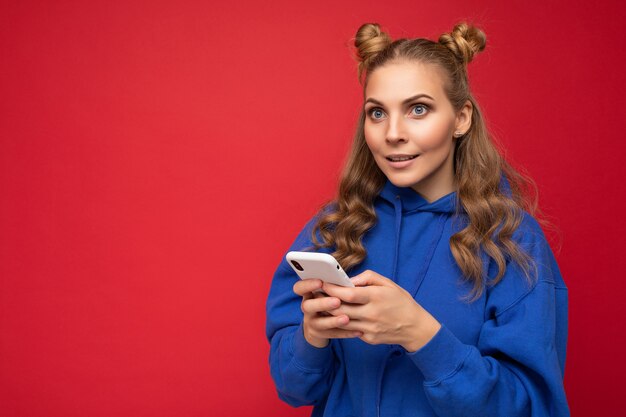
top-left (385, 154), bottom-right (419, 168)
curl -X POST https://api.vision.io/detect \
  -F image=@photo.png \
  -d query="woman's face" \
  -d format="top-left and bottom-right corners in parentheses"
top-left (363, 61), bottom-right (471, 202)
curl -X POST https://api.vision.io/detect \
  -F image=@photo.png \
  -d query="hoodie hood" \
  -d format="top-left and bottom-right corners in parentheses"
top-left (378, 175), bottom-right (513, 215)
top-left (378, 180), bottom-right (458, 214)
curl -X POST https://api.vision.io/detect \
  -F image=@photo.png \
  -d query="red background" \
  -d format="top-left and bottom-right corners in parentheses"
top-left (1, 1), bottom-right (625, 415)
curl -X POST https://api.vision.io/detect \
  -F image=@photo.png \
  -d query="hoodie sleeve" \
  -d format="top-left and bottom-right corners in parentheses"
top-left (265, 216), bottom-right (337, 407)
top-left (407, 215), bottom-right (570, 417)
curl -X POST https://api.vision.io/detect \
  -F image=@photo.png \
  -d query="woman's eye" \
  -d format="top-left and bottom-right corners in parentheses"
top-left (369, 108), bottom-right (385, 120)
top-left (411, 105), bottom-right (427, 116)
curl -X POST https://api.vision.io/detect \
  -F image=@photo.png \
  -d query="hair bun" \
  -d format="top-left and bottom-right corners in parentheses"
top-left (438, 23), bottom-right (486, 65)
top-left (354, 23), bottom-right (392, 80)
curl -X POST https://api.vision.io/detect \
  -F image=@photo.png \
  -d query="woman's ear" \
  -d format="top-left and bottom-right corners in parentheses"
top-left (454, 100), bottom-right (473, 136)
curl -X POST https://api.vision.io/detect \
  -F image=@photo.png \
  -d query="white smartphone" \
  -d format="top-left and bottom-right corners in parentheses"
top-left (286, 251), bottom-right (355, 287)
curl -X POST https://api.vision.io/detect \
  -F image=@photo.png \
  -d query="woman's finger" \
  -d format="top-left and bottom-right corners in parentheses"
top-left (326, 302), bottom-right (366, 320)
top-left (322, 283), bottom-right (370, 304)
top-left (309, 313), bottom-right (351, 332)
top-left (293, 278), bottom-right (323, 296)
top-left (312, 328), bottom-right (363, 340)
top-left (335, 319), bottom-right (369, 333)
top-left (302, 296), bottom-right (341, 315)
top-left (350, 269), bottom-right (396, 287)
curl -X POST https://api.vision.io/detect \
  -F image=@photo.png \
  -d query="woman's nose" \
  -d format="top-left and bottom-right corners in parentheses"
top-left (385, 115), bottom-right (407, 144)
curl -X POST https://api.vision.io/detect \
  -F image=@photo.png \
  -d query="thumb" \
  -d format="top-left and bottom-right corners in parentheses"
top-left (350, 270), bottom-right (393, 287)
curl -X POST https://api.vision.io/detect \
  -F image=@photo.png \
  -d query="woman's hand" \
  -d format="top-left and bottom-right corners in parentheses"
top-left (293, 279), bottom-right (363, 348)
top-left (322, 270), bottom-right (441, 352)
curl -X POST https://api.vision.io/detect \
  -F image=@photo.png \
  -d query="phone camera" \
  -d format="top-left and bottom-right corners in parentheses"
top-left (291, 260), bottom-right (304, 271)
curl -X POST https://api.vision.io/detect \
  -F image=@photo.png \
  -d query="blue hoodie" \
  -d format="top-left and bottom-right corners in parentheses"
top-left (266, 180), bottom-right (569, 417)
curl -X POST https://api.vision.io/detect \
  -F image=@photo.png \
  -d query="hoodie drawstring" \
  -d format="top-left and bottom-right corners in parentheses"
top-left (390, 195), bottom-right (449, 296)
top-left (408, 213), bottom-right (448, 297)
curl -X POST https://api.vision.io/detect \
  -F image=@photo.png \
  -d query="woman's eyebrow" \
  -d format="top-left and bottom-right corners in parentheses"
top-left (364, 93), bottom-right (435, 106)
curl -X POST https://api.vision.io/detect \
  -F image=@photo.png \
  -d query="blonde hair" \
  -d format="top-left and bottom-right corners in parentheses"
top-left (311, 22), bottom-right (540, 300)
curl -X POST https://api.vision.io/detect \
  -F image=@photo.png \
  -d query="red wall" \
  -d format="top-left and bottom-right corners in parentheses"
top-left (1, 1), bottom-right (624, 415)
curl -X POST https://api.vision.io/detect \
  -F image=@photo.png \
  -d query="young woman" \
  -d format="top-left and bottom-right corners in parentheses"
top-left (266, 22), bottom-right (569, 417)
